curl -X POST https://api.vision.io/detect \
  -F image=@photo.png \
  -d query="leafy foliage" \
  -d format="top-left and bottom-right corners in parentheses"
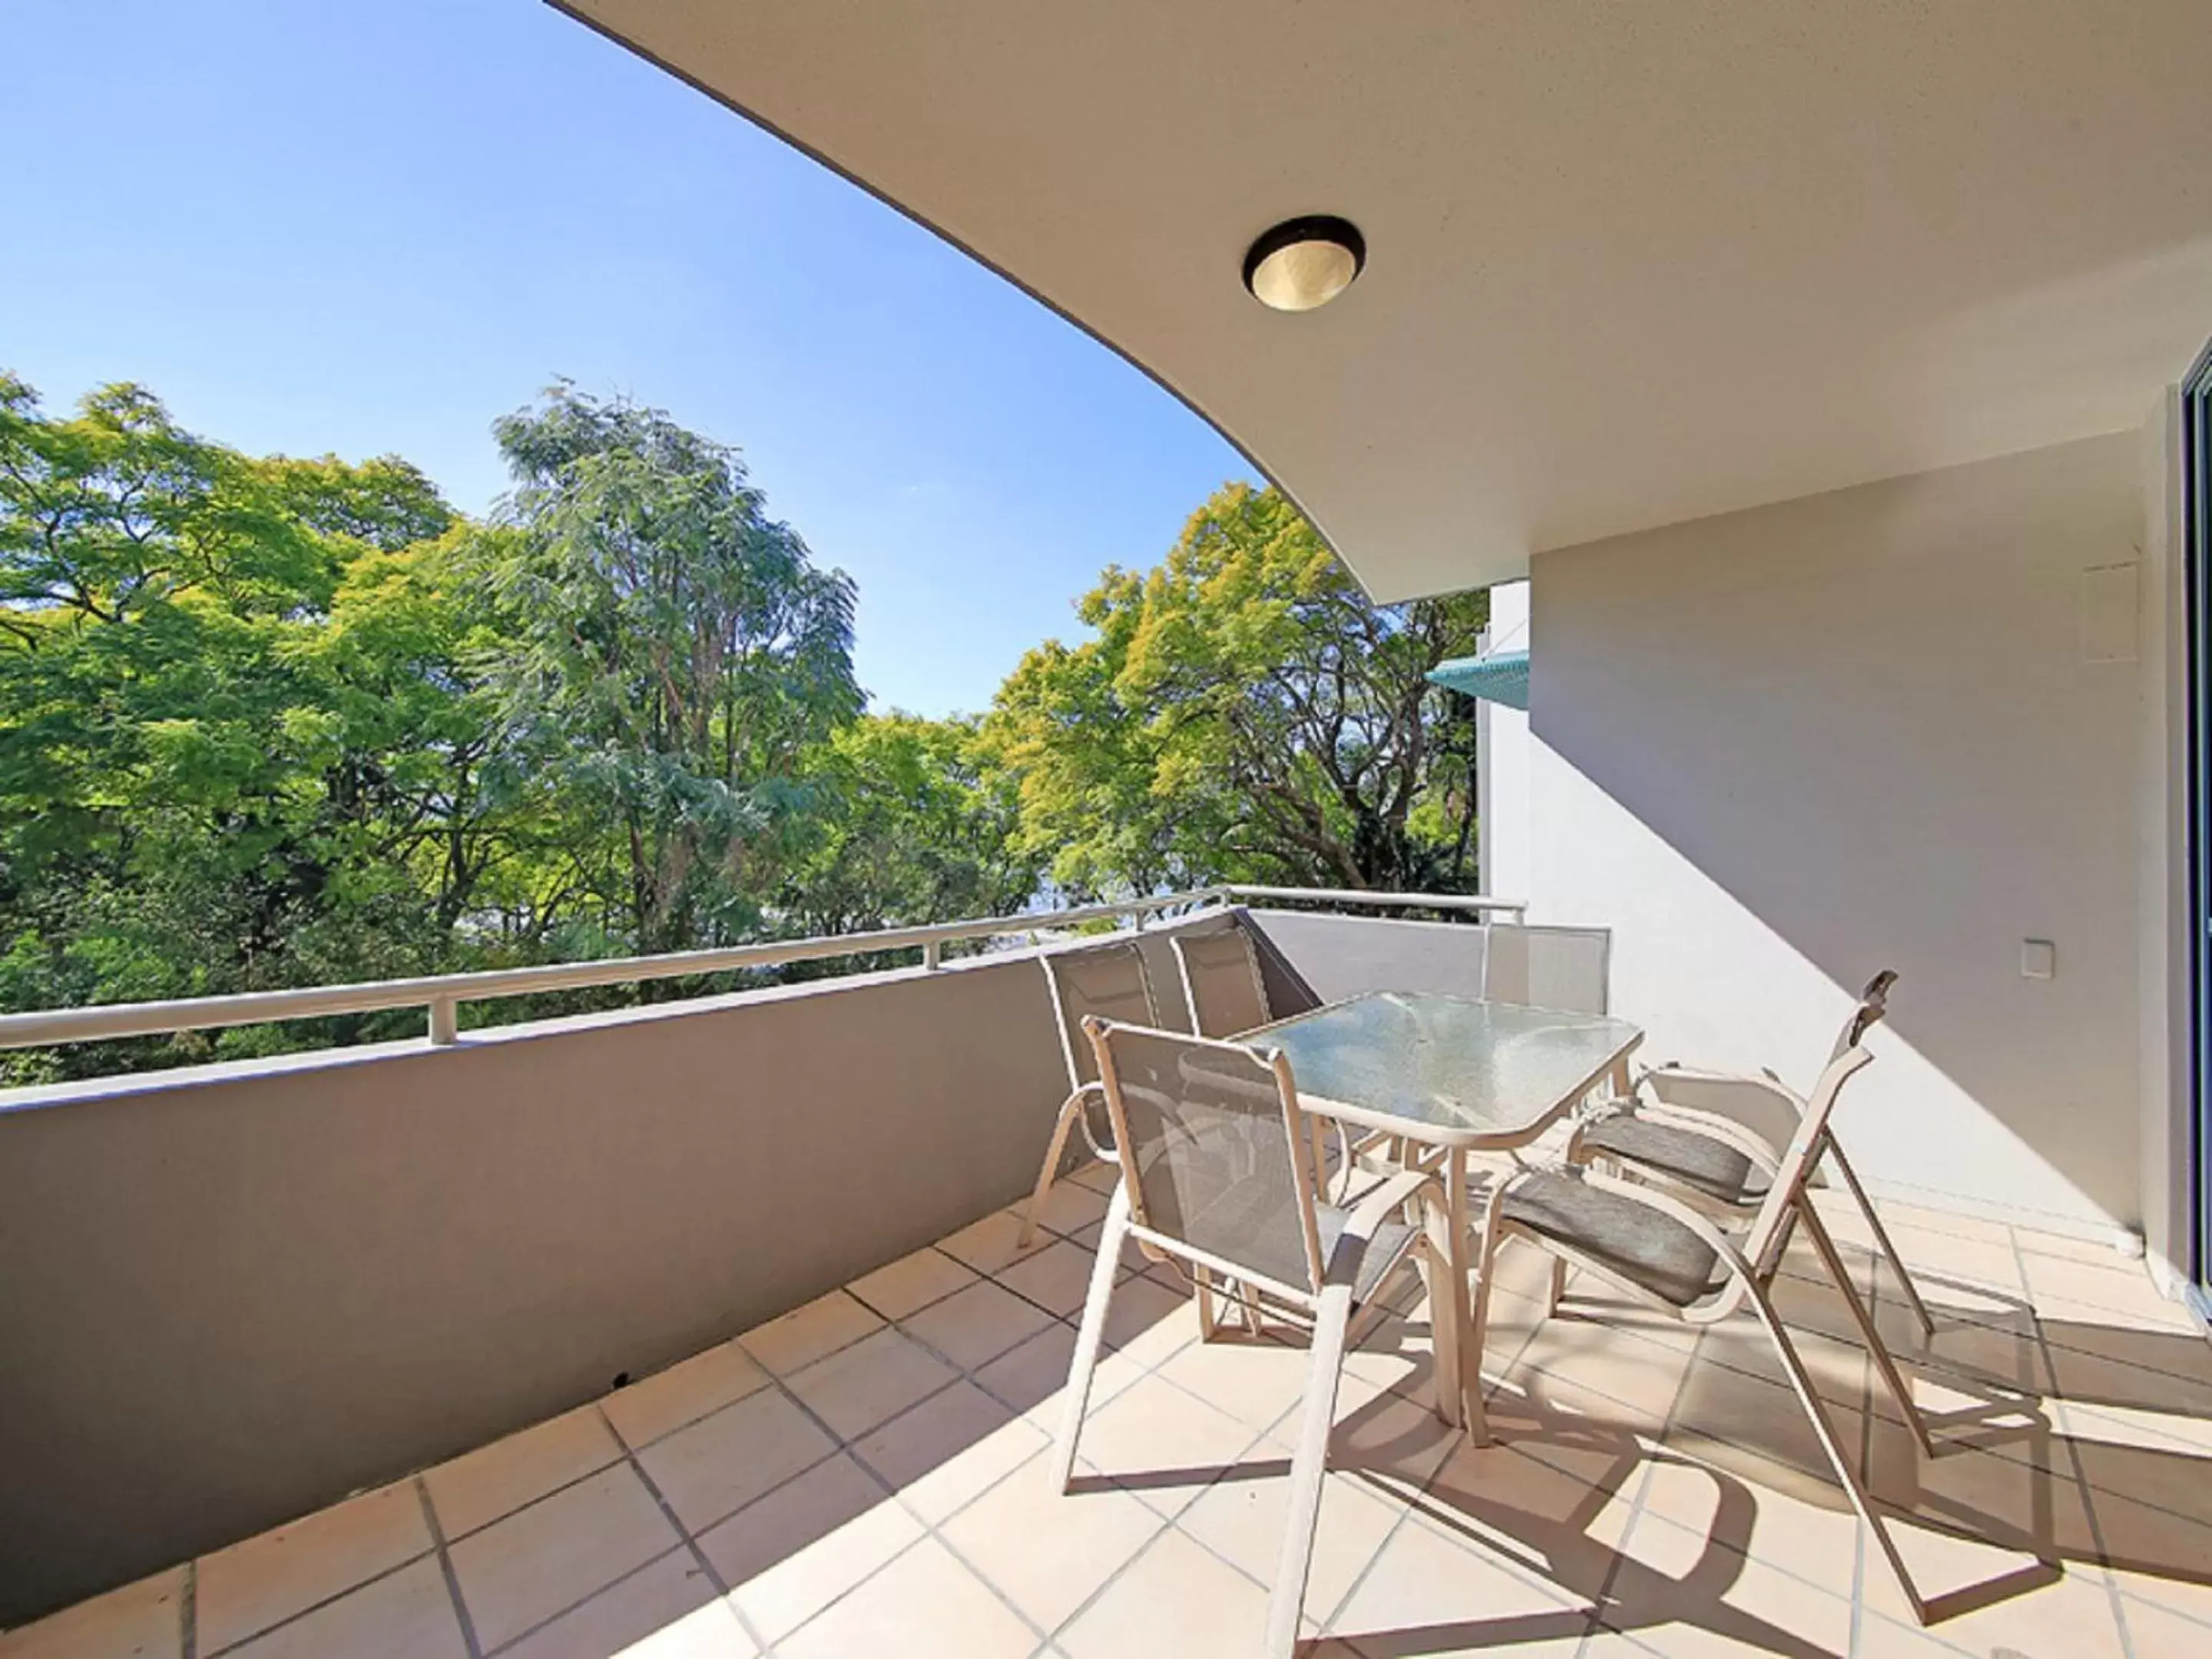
top-left (2, 382), bottom-right (1488, 1084)
top-left (982, 483), bottom-right (1487, 896)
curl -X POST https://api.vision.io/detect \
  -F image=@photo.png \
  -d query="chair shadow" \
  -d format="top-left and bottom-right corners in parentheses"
top-left (1313, 1243), bottom-right (2212, 1655)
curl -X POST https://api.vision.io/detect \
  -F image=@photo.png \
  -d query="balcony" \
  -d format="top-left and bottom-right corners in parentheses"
top-left (2, 901), bottom-right (2209, 1659)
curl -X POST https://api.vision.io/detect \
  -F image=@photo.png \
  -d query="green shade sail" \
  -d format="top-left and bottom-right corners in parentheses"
top-left (1427, 649), bottom-right (1529, 710)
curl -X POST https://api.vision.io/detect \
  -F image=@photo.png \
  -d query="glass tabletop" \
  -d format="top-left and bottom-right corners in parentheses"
top-left (1243, 991), bottom-right (1642, 1147)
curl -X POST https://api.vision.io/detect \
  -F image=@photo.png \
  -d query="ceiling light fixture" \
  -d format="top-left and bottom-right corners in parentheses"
top-left (1241, 215), bottom-right (1366, 312)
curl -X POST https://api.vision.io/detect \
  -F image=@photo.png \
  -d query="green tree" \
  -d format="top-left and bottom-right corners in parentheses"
top-left (481, 384), bottom-right (862, 956)
top-left (983, 482), bottom-right (1486, 894)
top-left (0, 376), bottom-right (488, 1079)
top-left (783, 712), bottom-right (1044, 943)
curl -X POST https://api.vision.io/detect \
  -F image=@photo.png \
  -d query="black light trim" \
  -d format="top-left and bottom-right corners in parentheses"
top-left (1241, 215), bottom-right (1367, 300)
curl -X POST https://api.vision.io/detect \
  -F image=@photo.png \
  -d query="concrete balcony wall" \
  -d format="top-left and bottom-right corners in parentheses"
top-left (0, 906), bottom-right (1509, 1625)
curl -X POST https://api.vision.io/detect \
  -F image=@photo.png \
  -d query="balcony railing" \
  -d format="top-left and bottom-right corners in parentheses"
top-left (0, 884), bottom-right (1525, 1055)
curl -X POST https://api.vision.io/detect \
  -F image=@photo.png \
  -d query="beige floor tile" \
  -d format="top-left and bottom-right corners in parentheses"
top-left (941, 1450), bottom-right (1164, 1632)
top-left (1632, 1444), bottom-right (1861, 1598)
top-left (973, 1323), bottom-right (1144, 1431)
top-left (2123, 1594), bottom-right (2212, 1659)
top-left (1330, 1512), bottom-right (1590, 1656)
top-left (1057, 1528), bottom-right (1270, 1658)
top-left (1321, 1387), bottom-right (1476, 1498)
top-left (996, 1240), bottom-right (1104, 1319)
top-left (1419, 1435), bottom-right (1637, 1601)
top-left (903, 1279), bottom-right (1058, 1372)
top-left (1513, 1320), bottom-right (1700, 1424)
top-left (602, 1343), bottom-right (771, 1450)
top-left (850, 1379), bottom-right (1046, 1523)
top-left (847, 1245), bottom-right (980, 1322)
top-left (425, 1408), bottom-right (623, 1538)
top-left (1096, 1275), bottom-right (1200, 1365)
top-left (1873, 1202), bottom-right (2014, 1247)
top-left (196, 1482), bottom-right (431, 1654)
top-left (1158, 1331), bottom-right (1321, 1432)
top-left (498, 1550), bottom-right (752, 1659)
top-left (1343, 1306), bottom-right (1446, 1409)
top-left (447, 1463), bottom-right (680, 1651)
top-left (1070, 1159), bottom-right (1121, 1196)
top-left (783, 1326), bottom-right (960, 1441)
top-left (223, 1557), bottom-right (464, 1659)
top-left (774, 1537), bottom-right (1036, 1659)
top-left (1073, 1373), bottom-right (1268, 1518)
top-left (736, 1290), bottom-right (882, 1378)
top-left (2077, 1485), bottom-right (2212, 1625)
top-left (2018, 1252), bottom-right (2172, 1320)
top-left (1177, 1469), bottom-right (1403, 1629)
top-left (1881, 1224), bottom-right (2025, 1294)
top-left (0, 1565), bottom-right (184, 1659)
top-left (1027, 1179), bottom-right (1111, 1238)
top-left (635, 1388), bottom-right (838, 1535)
top-left (1601, 1510), bottom-right (1852, 1657)
top-left (694, 1454), bottom-right (919, 1644)
top-left (1867, 1550), bottom-right (2126, 1659)
top-left (1666, 1356), bottom-right (1846, 1479)
top-left (939, 1207), bottom-right (1056, 1277)
top-left (1067, 1215), bottom-right (1152, 1280)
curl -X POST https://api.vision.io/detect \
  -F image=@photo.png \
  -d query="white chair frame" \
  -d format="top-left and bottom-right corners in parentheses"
top-left (1018, 941), bottom-right (1161, 1251)
top-left (1169, 921), bottom-right (1273, 1037)
top-left (1469, 1043), bottom-right (1934, 1624)
top-left (1054, 1017), bottom-right (1465, 1659)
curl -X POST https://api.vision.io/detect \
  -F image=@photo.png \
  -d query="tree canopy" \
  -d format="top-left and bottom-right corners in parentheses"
top-left (2, 379), bottom-right (1487, 1083)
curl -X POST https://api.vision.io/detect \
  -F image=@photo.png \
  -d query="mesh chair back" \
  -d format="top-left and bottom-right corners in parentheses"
top-left (1087, 1020), bottom-right (1324, 1296)
top-left (1041, 943), bottom-right (1160, 1091)
top-left (1487, 924), bottom-right (1611, 1015)
top-left (1740, 1041), bottom-right (1876, 1278)
top-left (1172, 926), bottom-right (1273, 1038)
top-left (1828, 969), bottom-right (1899, 1061)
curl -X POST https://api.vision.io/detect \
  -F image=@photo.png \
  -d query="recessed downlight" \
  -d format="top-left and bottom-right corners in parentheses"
top-left (1242, 216), bottom-right (1366, 312)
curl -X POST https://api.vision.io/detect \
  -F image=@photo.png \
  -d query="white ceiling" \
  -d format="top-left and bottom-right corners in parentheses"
top-left (563, 0), bottom-right (2212, 601)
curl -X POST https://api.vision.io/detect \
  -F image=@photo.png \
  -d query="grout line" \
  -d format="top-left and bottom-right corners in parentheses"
top-left (474, 1544), bottom-right (696, 1657)
top-left (178, 1560), bottom-right (197, 1659)
top-left (595, 1403), bottom-right (777, 1659)
top-left (193, 1546), bottom-right (437, 1657)
top-left (414, 1477), bottom-right (485, 1659)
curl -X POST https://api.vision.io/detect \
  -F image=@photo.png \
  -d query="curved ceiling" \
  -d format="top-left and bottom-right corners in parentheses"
top-left (562, 0), bottom-right (2212, 600)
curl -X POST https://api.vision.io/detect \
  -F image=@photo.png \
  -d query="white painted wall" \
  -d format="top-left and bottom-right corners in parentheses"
top-left (1520, 435), bottom-right (2146, 1234)
top-left (1476, 580), bottom-right (1535, 902)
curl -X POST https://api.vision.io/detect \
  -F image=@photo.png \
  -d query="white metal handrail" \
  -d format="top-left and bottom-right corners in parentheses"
top-left (1222, 885), bottom-right (1526, 918)
top-left (0, 883), bottom-right (1525, 1052)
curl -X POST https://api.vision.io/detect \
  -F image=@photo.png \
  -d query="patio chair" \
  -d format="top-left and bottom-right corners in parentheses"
top-left (1466, 1038), bottom-right (1935, 1624)
top-left (1017, 940), bottom-right (1163, 1250)
top-left (1565, 969), bottom-right (1938, 1449)
top-left (1053, 1018), bottom-right (1463, 1659)
top-left (1170, 922), bottom-right (1273, 1037)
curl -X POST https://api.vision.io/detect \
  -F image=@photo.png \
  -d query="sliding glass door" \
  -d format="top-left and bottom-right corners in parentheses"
top-left (2187, 342), bottom-right (2212, 1293)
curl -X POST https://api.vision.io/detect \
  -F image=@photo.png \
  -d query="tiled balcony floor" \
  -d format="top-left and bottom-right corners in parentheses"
top-left (8, 1162), bottom-right (2212, 1659)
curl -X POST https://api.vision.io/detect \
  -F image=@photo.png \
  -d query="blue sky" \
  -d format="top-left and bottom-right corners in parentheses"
top-left (3, 0), bottom-right (1253, 717)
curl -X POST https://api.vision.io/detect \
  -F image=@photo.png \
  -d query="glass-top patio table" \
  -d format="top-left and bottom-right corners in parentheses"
top-left (1240, 991), bottom-right (1644, 1440)
top-left (1247, 990), bottom-right (1644, 1149)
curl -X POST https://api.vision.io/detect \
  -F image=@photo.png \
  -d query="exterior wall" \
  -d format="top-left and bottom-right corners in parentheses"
top-left (0, 905), bottom-right (1470, 1624)
top-left (1241, 909), bottom-right (1488, 1005)
top-left (1478, 579), bottom-right (1535, 899)
top-left (2137, 391), bottom-right (2195, 1294)
top-left (1523, 434), bottom-right (2147, 1236)
top-left (0, 934), bottom-right (1141, 1626)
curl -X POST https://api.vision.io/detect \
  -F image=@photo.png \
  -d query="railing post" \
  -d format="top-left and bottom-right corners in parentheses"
top-left (428, 995), bottom-right (458, 1047)
top-left (922, 940), bottom-right (942, 971)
